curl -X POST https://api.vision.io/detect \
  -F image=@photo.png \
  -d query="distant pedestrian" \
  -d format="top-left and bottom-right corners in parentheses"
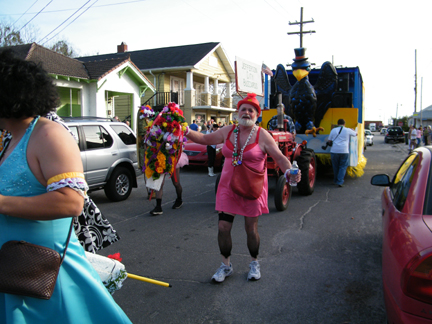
top-left (417, 126), bottom-right (422, 147)
top-left (327, 119), bottom-right (357, 187)
top-left (409, 125), bottom-right (417, 152)
top-left (190, 120), bottom-right (198, 131)
top-left (206, 124), bottom-right (219, 177)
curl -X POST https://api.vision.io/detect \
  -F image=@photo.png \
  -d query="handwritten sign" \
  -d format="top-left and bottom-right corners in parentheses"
top-left (235, 56), bottom-right (263, 96)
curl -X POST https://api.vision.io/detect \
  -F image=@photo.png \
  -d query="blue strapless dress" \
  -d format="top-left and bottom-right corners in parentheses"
top-left (0, 117), bottom-right (132, 324)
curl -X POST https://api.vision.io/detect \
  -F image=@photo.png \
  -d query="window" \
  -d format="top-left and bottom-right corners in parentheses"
top-left (171, 77), bottom-right (184, 105)
top-left (111, 125), bottom-right (136, 145)
top-left (68, 126), bottom-right (80, 146)
top-left (83, 125), bottom-right (113, 150)
top-left (391, 154), bottom-right (419, 211)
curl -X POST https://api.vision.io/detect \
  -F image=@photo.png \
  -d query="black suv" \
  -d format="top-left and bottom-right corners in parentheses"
top-left (64, 117), bottom-right (141, 201)
top-left (385, 126), bottom-right (405, 143)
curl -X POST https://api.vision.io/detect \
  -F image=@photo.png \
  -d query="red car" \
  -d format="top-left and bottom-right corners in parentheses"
top-left (183, 139), bottom-right (224, 168)
top-left (371, 146), bottom-right (432, 323)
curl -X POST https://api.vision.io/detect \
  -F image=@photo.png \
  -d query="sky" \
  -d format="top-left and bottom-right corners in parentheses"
top-left (1, 0), bottom-right (432, 124)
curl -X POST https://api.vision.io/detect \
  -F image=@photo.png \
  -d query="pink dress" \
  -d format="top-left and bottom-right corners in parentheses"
top-left (215, 126), bottom-right (268, 217)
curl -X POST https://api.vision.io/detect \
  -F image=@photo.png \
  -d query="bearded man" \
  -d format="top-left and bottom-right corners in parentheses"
top-left (185, 93), bottom-right (300, 282)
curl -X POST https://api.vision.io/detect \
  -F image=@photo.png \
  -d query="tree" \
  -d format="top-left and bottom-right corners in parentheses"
top-left (0, 20), bottom-right (77, 57)
top-left (0, 20), bottom-right (36, 47)
top-left (49, 40), bottom-right (75, 57)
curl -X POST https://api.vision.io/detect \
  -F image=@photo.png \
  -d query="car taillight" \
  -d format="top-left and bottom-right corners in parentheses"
top-left (402, 248), bottom-right (432, 304)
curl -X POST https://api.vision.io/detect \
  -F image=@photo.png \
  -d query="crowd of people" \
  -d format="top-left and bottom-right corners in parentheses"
top-left (2, 48), bottom-right (368, 322)
top-left (409, 125), bottom-right (432, 153)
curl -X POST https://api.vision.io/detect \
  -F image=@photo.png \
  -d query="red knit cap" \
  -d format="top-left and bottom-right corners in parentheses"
top-left (237, 93), bottom-right (261, 115)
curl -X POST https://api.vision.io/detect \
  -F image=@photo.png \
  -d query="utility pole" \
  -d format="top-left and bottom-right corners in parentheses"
top-left (287, 7), bottom-right (315, 48)
top-left (395, 103), bottom-right (399, 126)
top-left (421, 76), bottom-right (423, 125)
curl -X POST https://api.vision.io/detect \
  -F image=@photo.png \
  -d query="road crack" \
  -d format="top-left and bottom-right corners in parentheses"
top-left (299, 189), bottom-right (330, 230)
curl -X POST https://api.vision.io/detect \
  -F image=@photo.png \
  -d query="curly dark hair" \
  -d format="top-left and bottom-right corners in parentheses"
top-left (0, 49), bottom-right (59, 118)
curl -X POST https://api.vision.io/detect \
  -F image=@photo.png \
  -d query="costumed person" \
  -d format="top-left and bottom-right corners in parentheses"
top-left (409, 125), bottom-right (417, 153)
top-left (0, 50), bottom-right (132, 324)
top-left (144, 103), bottom-right (189, 216)
top-left (326, 119), bottom-right (357, 187)
top-left (206, 123), bottom-right (219, 177)
top-left (149, 152), bottom-right (188, 215)
top-left (184, 93), bottom-right (301, 282)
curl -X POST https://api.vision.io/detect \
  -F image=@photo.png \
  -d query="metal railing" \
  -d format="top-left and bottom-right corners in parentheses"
top-left (143, 91), bottom-right (179, 108)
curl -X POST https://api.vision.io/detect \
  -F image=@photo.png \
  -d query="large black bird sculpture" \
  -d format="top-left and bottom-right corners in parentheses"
top-left (273, 48), bottom-right (338, 136)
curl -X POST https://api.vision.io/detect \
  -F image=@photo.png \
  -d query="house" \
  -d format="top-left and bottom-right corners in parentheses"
top-left (2, 43), bottom-right (156, 130)
top-left (78, 42), bottom-right (236, 125)
top-left (408, 105), bottom-right (432, 128)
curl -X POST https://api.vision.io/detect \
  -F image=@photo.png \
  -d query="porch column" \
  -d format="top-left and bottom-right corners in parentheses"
top-left (224, 82), bottom-right (233, 108)
top-left (211, 78), bottom-right (220, 106)
top-left (184, 71), bottom-right (195, 123)
top-left (203, 76), bottom-right (211, 106)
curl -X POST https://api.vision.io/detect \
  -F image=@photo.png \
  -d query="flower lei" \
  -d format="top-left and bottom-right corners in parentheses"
top-left (0, 129), bottom-right (12, 158)
top-left (139, 105), bottom-right (155, 119)
top-left (143, 102), bottom-right (188, 180)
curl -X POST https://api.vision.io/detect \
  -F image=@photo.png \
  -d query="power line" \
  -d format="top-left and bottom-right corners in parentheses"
top-left (11, 0), bottom-right (39, 27)
top-left (38, 0), bottom-right (92, 44)
top-left (41, 0), bottom-right (99, 45)
top-left (3, 0), bottom-right (52, 41)
top-left (1, 0), bottom-right (148, 17)
top-left (18, 0), bottom-right (53, 32)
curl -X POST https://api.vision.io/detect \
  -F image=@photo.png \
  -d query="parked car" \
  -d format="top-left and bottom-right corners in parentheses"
top-left (183, 139), bottom-right (224, 168)
top-left (380, 127), bottom-right (388, 135)
top-left (371, 146), bottom-right (432, 323)
top-left (64, 117), bottom-right (141, 201)
top-left (365, 129), bottom-right (374, 146)
top-left (385, 126), bottom-right (405, 143)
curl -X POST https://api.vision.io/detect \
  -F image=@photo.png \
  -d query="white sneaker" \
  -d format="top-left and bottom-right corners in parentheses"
top-left (212, 262), bottom-right (233, 282)
top-left (247, 261), bottom-right (261, 281)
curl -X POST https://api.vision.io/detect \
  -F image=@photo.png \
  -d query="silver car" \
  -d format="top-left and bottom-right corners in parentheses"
top-left (365, 129), bottom-right (374, 146)
top-left (64, 117), bottom-right (141, 201)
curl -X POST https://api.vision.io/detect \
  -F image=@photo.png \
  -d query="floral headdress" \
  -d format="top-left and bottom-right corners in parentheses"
top-left (139, 105), bottom-right (155, 119)
top-left (143, 102), bottom-right (188, 180)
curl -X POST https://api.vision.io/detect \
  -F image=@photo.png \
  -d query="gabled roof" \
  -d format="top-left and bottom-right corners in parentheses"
top-left (1, 43), bottom-right (155, 89)
top-left (2, 43), bottom-right (89, 79)
top-left (78, 42), bottom-right (235, 79)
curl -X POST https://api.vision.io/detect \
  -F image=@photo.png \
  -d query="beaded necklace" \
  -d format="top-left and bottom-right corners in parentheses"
top-left (232, 125), bottom-right (256, 166)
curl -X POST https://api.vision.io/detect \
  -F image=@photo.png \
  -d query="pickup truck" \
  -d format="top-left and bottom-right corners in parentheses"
top-left (384, 126), bottom-right (405, 143)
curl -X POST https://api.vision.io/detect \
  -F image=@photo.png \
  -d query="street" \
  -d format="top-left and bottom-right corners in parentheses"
top-left (90, 134), bottom-right (408, 324)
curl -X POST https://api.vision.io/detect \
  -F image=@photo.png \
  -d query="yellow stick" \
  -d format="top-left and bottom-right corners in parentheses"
top-left (127, 273), bottom-right (172, 288)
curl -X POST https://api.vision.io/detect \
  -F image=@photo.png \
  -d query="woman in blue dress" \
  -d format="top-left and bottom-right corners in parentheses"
top-left (0, 50), bottom-right (132, 323)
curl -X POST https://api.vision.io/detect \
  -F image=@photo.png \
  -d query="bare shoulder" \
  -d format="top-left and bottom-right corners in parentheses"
top-left (258, 127), bottom-right (274, 142)
top-left (33, 117), bottom-right (76, 145)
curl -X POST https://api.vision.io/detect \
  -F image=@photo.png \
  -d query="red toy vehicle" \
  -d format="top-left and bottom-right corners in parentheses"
top-left (371, 146), bottom-right (432, 323)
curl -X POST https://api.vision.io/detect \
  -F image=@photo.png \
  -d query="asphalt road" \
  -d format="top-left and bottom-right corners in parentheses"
top-left (90, 133), bottom-right (409, 324)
